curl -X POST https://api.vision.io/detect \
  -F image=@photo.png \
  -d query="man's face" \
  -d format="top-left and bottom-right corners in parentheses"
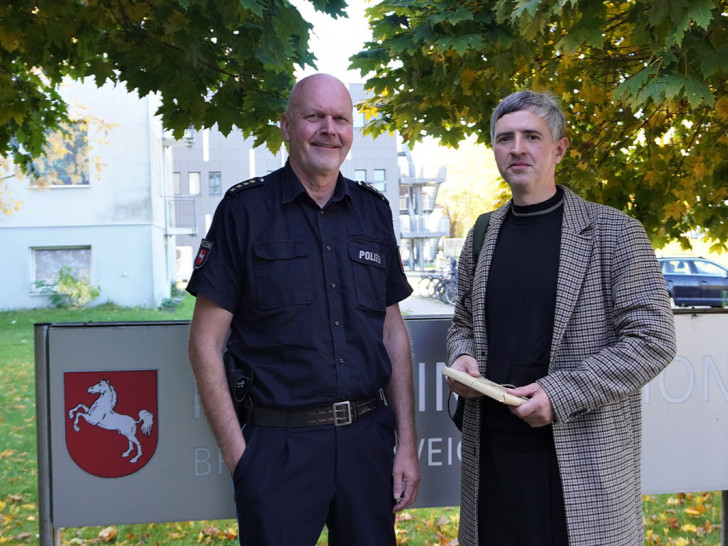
top-left (280, 76), bottom-right (353, 180)
top-left (492, 109), bottom-right (568, 202)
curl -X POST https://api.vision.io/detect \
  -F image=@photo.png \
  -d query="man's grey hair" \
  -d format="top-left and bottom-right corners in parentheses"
top-left (490, 91), bottom-right (566, 143)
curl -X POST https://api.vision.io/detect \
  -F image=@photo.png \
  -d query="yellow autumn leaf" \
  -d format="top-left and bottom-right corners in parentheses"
top-left (460, 68), bottom-right (477, 93)
top-left (692, 160), bottom-right (705, 180)
top-left (644, 170), bottom-right (660, 186)
top-left (715, 96), bottom-right (728, 122)
top-left (0, 28), bottom-right (20, 51)
top-left (664, 201), bottom-right (684, 221)
top-left (680, 523), bottom-right (697, 532)
top-left (0, 500), bottom-right (5, 512)
top-left (684, 507), bottom-right (702, 516)
top-left (98, 526), bottom-right (118, 542)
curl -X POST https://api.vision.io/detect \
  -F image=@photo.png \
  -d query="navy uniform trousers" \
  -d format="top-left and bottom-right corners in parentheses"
top-left (232, 404), bottom-right (397, 546)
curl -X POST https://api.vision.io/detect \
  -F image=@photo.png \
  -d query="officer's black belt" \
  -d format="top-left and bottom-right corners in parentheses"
top-left (251, 397), bottom-right (381, 427)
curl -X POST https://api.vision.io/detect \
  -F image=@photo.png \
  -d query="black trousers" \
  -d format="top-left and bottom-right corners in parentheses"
top-left (478, 422), bottom-right (569, 546)
top-left (232, 404), bottom-right (397, 546)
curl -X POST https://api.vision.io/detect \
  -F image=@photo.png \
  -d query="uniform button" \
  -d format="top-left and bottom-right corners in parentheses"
top-left (326, 245), bottom-right (332, 251)
top-left (334, 321), bottom-right (340, 326)
top-left (330, 283), bottom-right (336, 289)
top-left (339, 359), bottom-right (345, 364)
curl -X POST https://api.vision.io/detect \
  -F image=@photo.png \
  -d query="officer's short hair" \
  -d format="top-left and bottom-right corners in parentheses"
top-left (490, 91), bottom-right (566, 143)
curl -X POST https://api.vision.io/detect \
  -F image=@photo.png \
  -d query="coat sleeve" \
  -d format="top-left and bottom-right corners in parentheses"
top-left (539, 214), bottom-right (677, 423)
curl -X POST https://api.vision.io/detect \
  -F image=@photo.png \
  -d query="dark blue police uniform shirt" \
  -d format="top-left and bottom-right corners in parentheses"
top-left (186, 162), bottom-right (412, 409)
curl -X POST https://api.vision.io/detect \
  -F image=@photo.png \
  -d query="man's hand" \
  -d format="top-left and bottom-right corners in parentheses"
top-left (445, 355), bottom-right (483, 400)
top-left (392, 447), bottom-right (420, 512)
top-left (508, 383), bottom-right (554, 427)
top-left (382, 304), bottom-right (421, 512)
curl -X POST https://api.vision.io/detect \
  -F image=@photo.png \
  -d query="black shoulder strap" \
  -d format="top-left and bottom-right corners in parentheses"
top-left (471, 212), bottom-right (492, 273)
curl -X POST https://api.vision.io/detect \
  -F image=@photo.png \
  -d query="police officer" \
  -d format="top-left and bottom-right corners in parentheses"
top-left (187, 73), bottom-right (420, 546)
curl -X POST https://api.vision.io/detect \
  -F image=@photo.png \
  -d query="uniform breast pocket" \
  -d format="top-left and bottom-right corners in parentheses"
top-left (253, 240), bottom-right (313, 309)
top-left (349, 238), bottom-right (387, 312)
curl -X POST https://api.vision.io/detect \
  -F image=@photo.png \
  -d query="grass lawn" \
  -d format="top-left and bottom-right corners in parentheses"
top-left (0, 296), bottom-right (722, 544)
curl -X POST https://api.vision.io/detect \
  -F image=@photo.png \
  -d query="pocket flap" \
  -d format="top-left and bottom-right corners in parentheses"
top-left (253, 240), bottom-right (308, 261)
top-left (349, 242), bottom-right (385, 268)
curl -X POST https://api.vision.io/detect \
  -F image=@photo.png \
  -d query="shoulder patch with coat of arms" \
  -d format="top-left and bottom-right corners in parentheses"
top-left (193, 239), bottom-right (214, 269)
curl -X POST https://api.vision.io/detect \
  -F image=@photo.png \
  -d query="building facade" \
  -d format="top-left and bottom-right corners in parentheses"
top-left (0, 79), bottom-right (175, 310)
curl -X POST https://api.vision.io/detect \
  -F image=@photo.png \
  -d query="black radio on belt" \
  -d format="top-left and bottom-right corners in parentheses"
top-left (223, 351), bottom-right (254, 425)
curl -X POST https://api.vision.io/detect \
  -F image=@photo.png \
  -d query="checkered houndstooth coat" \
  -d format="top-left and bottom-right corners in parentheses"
top-left (447, 186), bottom-right (677, 545)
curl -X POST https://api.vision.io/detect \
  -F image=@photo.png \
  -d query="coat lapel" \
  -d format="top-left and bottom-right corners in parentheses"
top-left (551, 187), bottom-right (594, 363)
top-left (471, 204), bottom-right (511, 374)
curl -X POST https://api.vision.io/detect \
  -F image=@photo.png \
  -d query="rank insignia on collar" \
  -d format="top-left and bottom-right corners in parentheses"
top-left (194, 239), bottom-right (214, 269)
top-left (356, 180), bottom-right (388, 202)
top-left (225, 177), bottom-right (265, 196)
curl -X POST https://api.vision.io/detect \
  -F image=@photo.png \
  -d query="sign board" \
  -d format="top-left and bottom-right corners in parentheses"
top-left (39, 322), bottom-right (235, 528)
top-left (36, 313), bottom-right (728, 532)
top-left (641, 311), bottom-right (728, 494)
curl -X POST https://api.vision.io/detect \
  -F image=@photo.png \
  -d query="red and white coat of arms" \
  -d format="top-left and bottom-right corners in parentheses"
top-left (64, 370), bottom-right (158, 478)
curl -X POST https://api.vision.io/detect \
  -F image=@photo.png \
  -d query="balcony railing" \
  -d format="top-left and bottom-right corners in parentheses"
top-left (166, 196), bottom-right (197, 235)
top-left (400, 216), bottom-right (448, 239)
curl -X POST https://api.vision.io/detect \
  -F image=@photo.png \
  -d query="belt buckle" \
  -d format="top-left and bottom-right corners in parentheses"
top-left (333, 401), bottom-right (353, 426)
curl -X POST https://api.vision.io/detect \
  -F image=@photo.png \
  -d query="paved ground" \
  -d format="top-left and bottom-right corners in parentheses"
top-left (399, 272), bottom-right (455, 317)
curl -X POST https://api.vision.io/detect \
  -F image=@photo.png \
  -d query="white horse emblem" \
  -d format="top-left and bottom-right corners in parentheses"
top-left (68, 379), bottom-right (154, 464)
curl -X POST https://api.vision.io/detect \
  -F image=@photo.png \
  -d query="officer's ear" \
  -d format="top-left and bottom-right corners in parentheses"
top-left (280, 113), bottom-right (291, 142)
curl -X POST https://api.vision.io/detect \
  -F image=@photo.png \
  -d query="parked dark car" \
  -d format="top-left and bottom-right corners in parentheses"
top-left (658, 257), bottom-right (728, 308)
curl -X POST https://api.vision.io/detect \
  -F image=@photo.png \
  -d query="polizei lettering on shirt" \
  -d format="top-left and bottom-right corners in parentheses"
top-left (359, 250), bottom-right (382, 264)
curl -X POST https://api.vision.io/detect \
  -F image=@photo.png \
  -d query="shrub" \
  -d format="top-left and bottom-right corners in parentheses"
top-left (34, 266), bottom-right (101, 308)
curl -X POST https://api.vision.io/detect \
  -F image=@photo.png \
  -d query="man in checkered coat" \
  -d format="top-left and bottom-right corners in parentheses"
top-left (446, 91), bottom-right (676, 545)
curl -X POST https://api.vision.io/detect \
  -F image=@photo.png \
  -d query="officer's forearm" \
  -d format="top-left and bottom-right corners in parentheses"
top-left (382, 305), bottom-right (417, 450)
top-left (188, 296), bottom-right (244, 473)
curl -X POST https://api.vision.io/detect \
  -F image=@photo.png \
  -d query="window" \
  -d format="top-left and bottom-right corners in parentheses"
top-left (32, 247), bottom-right (92, 292)
top-left (352, 108), bottom-right (365, 129)
top-left (662, 259), bottom-right (690, 275)
top-left (35, 121), bottom-right (90, 186)
top-left (176, 246), bottom-right (194, 283)
top-left (188, 172), bottom-right (201, 195)
top-left (372, 169), bottom-right (386, 192)
top-left (354, 169), bottom-right (367, 182)
top-left (693, 260), bottom-right (728, 276)
top-left (172, 172), bottom-right (181, 195)
top-left (209, 171), bottom-right (221, 195)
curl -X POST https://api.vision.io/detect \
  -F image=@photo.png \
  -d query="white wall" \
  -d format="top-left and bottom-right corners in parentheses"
top-left (0, 79), bottom-right (172, 309)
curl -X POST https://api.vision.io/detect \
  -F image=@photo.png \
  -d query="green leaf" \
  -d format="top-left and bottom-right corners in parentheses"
top-left (662, 73), bottom-right (715, 108)
top-left (647, 0), bottom-right (691, 27)
top-left (614, 66), bottom-right (658, 107)
top-left (685, 0), bottom-right (716, 29)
